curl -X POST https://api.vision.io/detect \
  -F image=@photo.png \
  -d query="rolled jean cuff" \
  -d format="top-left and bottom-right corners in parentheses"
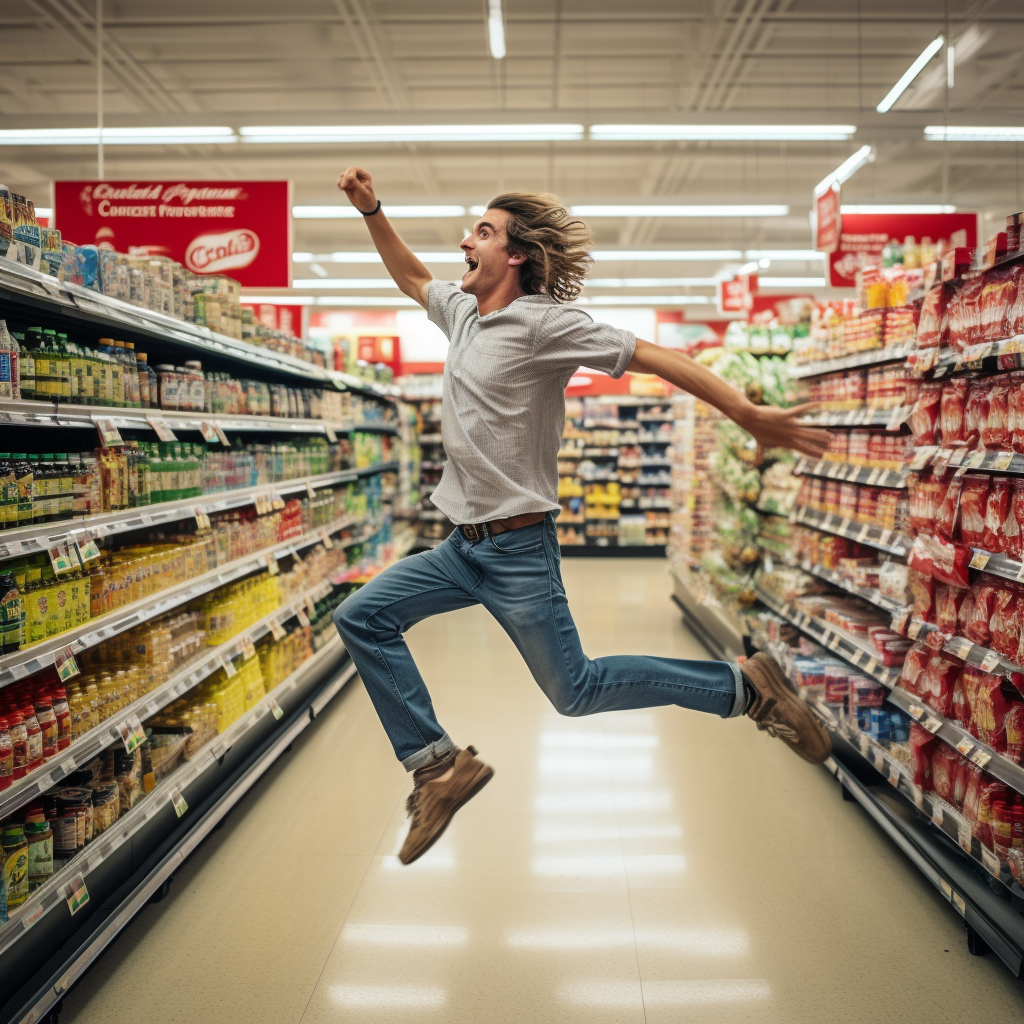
top-left (725, 662), bottom-right (746, 719)
top-left (401, 731), bottom-right (456, 772)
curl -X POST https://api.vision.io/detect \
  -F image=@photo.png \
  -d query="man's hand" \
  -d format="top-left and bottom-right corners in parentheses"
top-left (337, 166), bottom-right (378, 214)
top-left (744, 402), bottom-right (831, 459)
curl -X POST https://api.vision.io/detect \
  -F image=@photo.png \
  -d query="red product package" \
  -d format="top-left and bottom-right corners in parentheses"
top-left (964, 381), bottom-right (990, 448)
top-left (899, 642), bottom-right (932, 697)
top-left (908, 471), bottom-right (944, 535)
top-left (1006, 703), bottom-right (1024, 764)
top-left (990, 587), bottom-right (1021, 661)
top-left (908, 533), bottom-right (971, 588)
top-left (939, 379), bottom-right (967, 446)
top-left (982, 376), bottom-right (1012, 450)
top-left (967, 670), bottom-right (1015, 751)
top-left (953, 671), bottom-right (971, 728)
top-left (908, 382), bottom-right (943, 446)
top-left (909, 723), bottom-right (936, 790)
top-left (982, 477), bottom-right (1012, 552)
top-left (917, 285), bottom-right (948, 349)
top-left (980, 267), bottom-right (1021, 342)
top-left (931, 743), bottom-right (960, 802)
top-left (957, 473), bottom-right (990, 546)
top-left (908, 568), bottom-right (936, 621)
top-left (1011, 270), bottom-right (1024, 337)
top-left (976, 778), bottom-right (1010, 849)
top-left (949, 277), bottom-right (986, 350)
top-left (960, 584), bottom-right (1001, 647)
top-left (933, 470), bottom-right (964, 540)
top-left (1004, 479), bottom-right (1024, 560)
top-left (1010, 372), bottom-right (1024, 453)
top-left (934, 583), bottom-right (968, 633)
top-left (921, 653), bottom-right (961, 717)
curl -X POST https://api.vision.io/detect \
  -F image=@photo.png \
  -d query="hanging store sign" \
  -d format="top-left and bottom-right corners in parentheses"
top-left (242, 302), bottom-right (307, 337)
top-left (716, 273), bottom-right (757, 317)
top-left (53, 180), bottom-right (292, 287)
top-left (827, 211), bottom-right (977, 288)
top-left (815, 184), bottom-right (841, 253)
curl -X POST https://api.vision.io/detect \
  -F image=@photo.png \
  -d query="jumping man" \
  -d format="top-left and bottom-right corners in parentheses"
top-left (332, 167), bottom-right (833, 864)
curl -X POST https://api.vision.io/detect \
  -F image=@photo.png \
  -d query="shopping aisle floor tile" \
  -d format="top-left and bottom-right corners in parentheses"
top-left (62, 559), bottom-right (1024, 1023)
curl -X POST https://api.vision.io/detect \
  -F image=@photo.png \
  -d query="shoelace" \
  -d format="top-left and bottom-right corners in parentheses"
top-left (756, 719), bottom-right (800, 742)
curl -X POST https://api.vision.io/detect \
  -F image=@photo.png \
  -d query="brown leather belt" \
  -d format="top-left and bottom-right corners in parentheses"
top-left (457, 511), bottom-right (547, 542)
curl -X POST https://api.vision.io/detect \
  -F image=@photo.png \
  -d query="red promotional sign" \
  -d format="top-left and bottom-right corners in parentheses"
top-left (243, 302), bottom-right (306, 337)
top-left (815, 185), bottom-right (841, 253)
top-left (828, 212), bottom-right (977, 288)
top-left (717, 273), bottom-right (757, 317)
top-left (53, 180), bottom-right (292, 288)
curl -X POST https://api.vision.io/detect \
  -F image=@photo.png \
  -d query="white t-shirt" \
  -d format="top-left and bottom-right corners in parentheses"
top-left (426, 279), bottom-right (636, 524)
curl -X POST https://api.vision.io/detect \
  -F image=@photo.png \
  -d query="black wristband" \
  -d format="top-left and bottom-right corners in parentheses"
top-left (359, 199), bottom-right (382, 217)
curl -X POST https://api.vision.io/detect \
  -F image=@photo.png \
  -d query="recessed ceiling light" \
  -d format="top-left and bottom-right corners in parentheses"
top-left (590, 125), bottom-right (856, 142)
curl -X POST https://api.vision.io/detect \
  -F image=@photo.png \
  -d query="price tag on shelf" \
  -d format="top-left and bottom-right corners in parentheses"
top-left (268, 698), bottom-right (284, 721)
top-left (271, 492), bottom-right (285, 511)
top-left (193, 507), bottom-right (211, 532)
top-left (214, 425), bottom-right (231, 447)
top-left (220, 654), bottom-right (237, 678)
top-left (872, 749), bottom-right (885, 772)
top-left (918, 349), bottom-right (938, 372)
top-left (968, 449), bottom-right (988, 469)
top-left (946, 637), bottom-right (974, 660)
top-left (865, 656), bottom-right (881, 676)
top-left (839, 516), bottom-right (851, 533)
top-left (922, 715), bottom-right (943, 735)
top-left (969, 551), bottom-right (990, 571)
top-left (826, 634), bottom-right (841, 652)
top-left (907, 619), bottom-right (925, 640)
top-left (65, 874), bottom-right (90, 916)
top-left (289, 545), bottom-right (304, 563)
top-left (866, 468), bottom-right (881, 486)
top-left (262, 553), bottom-right (279, 576)
top-left (198, 421), bottom-right (220, 443)
top-left (858, 733), bottom-right (870, 756)
top-left (878, 529), bottom-right (894, 547)
top-left (322, 533), bottom-right (334, 549)
top-left (118, 714), bottom-right (147, 754)
top-left (269, 618), bottom-right (286, 641)
top-left (305, 593), bottom-right (317, 619)
top-left (907, 703), bottom-right (925, 720)
top-left (948, 447), bottom-right (967, 467)
top-left (910, 784), bottom-right (925, 810)
top-left (296, 607), bottom-right (311, 628)
top-left (952, 891), bottom-right (967, 916)
top-left (931, 801), bottom-right (944, 827)
top-left (981, 846), bottom-right (1001, 877)
top-left (940, 879), bottom-right (953, 901)
top-left (955, 737), bottom-right (975, 757)
top-left (74, 531), bottom-right (101, 563)
top-left (241, 636), bottom-right (257, 661)
top-left (53, 646), bottom-right (80, 682)
top-left (305, 481), bottom-right (317, 499)
top-left (324, 423), bottom-right (338, 443)
top-left (94, 418), bottom-right (125, 448)
top-left (886, 407), bottom-right (905, 431)
top-left (979, 650), bottom-right (1002, 673)
top-left (146, 416), bottom-right (177, 442)
top-left (958, 823), bottom-right (972, 853)
top-left (970, 748), bottom-right (992, 769)
top-left (992, 451), bottom-right (1015, 471)
top-left (909, 447), bottom-right (937, 471)
top-left (170, 787), bottom-right (188, 818)
top-left (47, 541), bottom-right (75, 576)
top-left (888, 762), bottom-right (901, 787)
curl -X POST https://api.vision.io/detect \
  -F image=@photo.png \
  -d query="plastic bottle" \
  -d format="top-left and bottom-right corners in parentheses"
top-left (13, 331), bottom-right (33, 402)
top-left (137, 352), bottom-right (151, 407)
top-left (53, 332), bottom-right (71, 400)
top-left (52, 688), bottom-right (71, 750)
top-left (0, 717), bottom-right (12, 790)
top-left (0, 320), bottom-right (18, 401)
top-left (0, 454), bottom-right (13, 528)
top-left (24, 818), bottom-right (53, 891)
top-left (1, 825), bottom-right (28, 909)
top-left (124, 341), bottom-right (142, 408)
top-left (34, 695), bottom-right (57, 761)
top-left (0, 570), bottom-right (20, 652)
top-left (8, 711), bottom-right (27, 779)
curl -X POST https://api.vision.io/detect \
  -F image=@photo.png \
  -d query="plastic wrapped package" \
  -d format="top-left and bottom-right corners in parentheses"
top-left (1007, 480), bottom-right (1024, 559)
top-left (948, 276), bottom-right (985, 351)
top-left (908, 568), bottom-right (935, 621)
top-left (933, 470), bottom-right (964, 540)
top-left (908, 471), bottom-right (945, 534)
top-left (990, 586), bottom-right (1021, 661)
top-left (908, 532), bottom-right (971, 587)
top-left (965, 669), bottom-right (1017, 752)
top-left (964, 381), bottom-right (990, 447)
top-left (1010, 372), bottom-right (1024, 453)
top-left (921, 653), bottom-right (961, 717)
top-left (935, 583), bottom-right (968, 634)
top-left (931, 743), bottom-right (961, 803)
top-left (957, 474), bottom-right (990, 547)
top-left (1006, 703), bottom-right (1024, 764)
top-left (939, 379), bottom-right (968, 446)
top-left (917, 285), bottom-right (948, 349)
top-left (899, 642), bottom-right (931, 697)
top-left (909, 723), bottom-right (936, 790)
top-left (980, 266), bottom-right (1021, 342)
top-left (982, 375), bottom-right (1012, 450)
top-left (908, 382), bottom-right (942, 446)
top-left (961, 584), bottom-right (999, 647)
top-left (982, 477), bottom-right (1012, 552)
top-left (878, 560), bottom-right (909, 604)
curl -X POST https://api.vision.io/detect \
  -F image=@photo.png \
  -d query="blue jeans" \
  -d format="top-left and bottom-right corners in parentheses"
top-left (333, 514), bottom-right (744, 770)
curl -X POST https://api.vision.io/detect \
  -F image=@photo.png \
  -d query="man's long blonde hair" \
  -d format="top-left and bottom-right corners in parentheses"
top-left (485, 191), bottom-right (593, 303)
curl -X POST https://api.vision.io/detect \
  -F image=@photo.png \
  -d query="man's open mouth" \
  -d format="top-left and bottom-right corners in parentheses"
top-left (464, 255), bottom-right (478, 272)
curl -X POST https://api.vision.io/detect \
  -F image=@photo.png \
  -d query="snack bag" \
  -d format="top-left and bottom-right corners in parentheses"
top-left (933, 469), bottom-right (964, 540)
top-left (982, 477), bottom-right (1012, 552)
top-left (909, 723), bottom-right (936, 790)
top-left (982, 375), bottom-right (1011, 450)
top-left (917, 285), bottom-right (948, 349)
top-left (908, 568), bottom-right (936, 621)
top-left (908, 533), bottom-right (971, 588)
top-left (961, 583), bottom-right (999, 646)
top-left (931, 743), bottom-right (960, 802)
top-left (908, 382), bottom-right (942, 446)
top-left (990, 586), bottom-right (1021, 661)
top-left (968, 671), bottom-right (1014, 751)
top-left (921, 652), bottom-right (961, 716)
top-left (939, 379), bottom-right (967, 446)
top-left (964, 380), bottom-right (990, 447)
top-left (935, 583), bottom-right (968, 634)
top-left (1006, 703), bottom-right (1024, 764)
top-left (953, 670), bottom-right (971, 728)
top-left (899, 642), bottom-right (932, 696)
top-left (957, 474), bottom-right (990, 546)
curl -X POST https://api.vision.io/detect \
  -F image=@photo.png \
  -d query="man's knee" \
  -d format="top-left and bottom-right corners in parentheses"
top-left (333, 589), bottom-right (370, 639)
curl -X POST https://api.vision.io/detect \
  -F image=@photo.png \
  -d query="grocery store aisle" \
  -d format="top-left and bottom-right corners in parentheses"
top-left (63, 558), bottom-right (1024, 1023)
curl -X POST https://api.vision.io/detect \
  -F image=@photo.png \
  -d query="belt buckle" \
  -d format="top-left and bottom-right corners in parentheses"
top-left (463, 523), bottom-right (480, 541)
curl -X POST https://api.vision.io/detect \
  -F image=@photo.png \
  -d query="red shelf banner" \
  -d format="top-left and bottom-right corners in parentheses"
top-left (815, 184), bottom-right (841, 254)
top-left (828, 211), bottom-right (977, 288)
top-left (53, 180), bottom-right (292, 288)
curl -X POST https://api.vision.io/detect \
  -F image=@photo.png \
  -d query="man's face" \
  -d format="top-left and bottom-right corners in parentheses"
top-left (459, 208), bottom-right (525, 296)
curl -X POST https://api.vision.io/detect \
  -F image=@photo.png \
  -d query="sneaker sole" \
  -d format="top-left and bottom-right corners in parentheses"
top-left (399, 765), bottom-right (495, 865)
top-left (750, 656), bottom-right (831, 764)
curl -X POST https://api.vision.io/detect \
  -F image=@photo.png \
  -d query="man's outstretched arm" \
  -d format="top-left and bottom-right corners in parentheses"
top-left (336, 166), bottom-right (433, 309)
top-left (626, 338), bottom-right (831, 458)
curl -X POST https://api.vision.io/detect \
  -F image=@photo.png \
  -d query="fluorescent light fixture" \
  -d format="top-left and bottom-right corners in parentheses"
top-left (571, 205), bottom-right (788, 218)
top-left (292, 278), bottom-right (404, 288)
top-left (293, 205), bottom-right (466, 219)
top-left (590, 124), bottom-right (856, 141)
top-left (241, 295), bottom-right (317, 305)
top-left (294, 249), bottom-right (746, 263)
top-left (758, 277), bottom-right (827, 287)
top-left (581, 295), bottom-right (713, 306)
top-left (487, 0), bottom-right (506, 59)
top-left (312, 296), bottom-right (420, 306)
top-left (744, 249), bottom-right (824, 260)
top-left (841, 204), bottom-right (956, 214)
top-left (814, 144), bottom-right (875, 194)
top-left (0, 127), bottom-right (237, 145)
top-left (586, 278), bottom-right (718, 288)
top-left (925, 125), bottom-right (1024, 142)
top-left (241, 124), bottom-right (583, 142)
top-left (877, 36), bottom-right (944, 112)
top-left (736, 261), bottom-right (760, 275)
top-left (592, 250), bottom-right (743, 261)
top-left (293, 251), bottom-right (467, 264)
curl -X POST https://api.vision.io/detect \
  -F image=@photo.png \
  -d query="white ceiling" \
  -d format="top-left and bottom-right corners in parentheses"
top-left (4, 0), bottom-right (1024, 301)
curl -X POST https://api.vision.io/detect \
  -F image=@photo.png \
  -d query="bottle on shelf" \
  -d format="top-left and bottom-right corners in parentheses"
top-left (13, 331), bottom-right (33, 402)
top-left (0, 321), bottom-right (19, 401)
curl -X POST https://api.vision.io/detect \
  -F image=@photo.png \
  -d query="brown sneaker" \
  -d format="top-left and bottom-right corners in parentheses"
top-left (743, 653), bottom-right (831, 764)
top-left (398, 746), bottom-right (494, 864)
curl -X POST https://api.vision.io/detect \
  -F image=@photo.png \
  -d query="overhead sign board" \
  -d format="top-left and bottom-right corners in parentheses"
top-left (717, 273), bottom-right (757, 317)
top-left (815, 184), bottom-right (841, 253)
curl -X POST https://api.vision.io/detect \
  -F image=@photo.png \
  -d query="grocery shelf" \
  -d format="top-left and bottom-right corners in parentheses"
top-left (909, 444), bottom-right (1024, 477)
top-left (793, 455), bottom-right (908, 489)
top-left (904, 616), bottom-right (1024, 681)
top-left (787, 344), bottom-right (914, 380)
top-left (0, 569), bottom-right (338, 823)
top-left (670, 568), bottom-right (746, 661)
top-left (792, 506), bottom-right (910, 558)
top-left (0, 509), bottom-right (385, 687)
top-left (927, 336), bottom-right (1024, 377)
top-left (798, 406), bottom-right (909, 429)
top-left (0, 461), bottom-right (398, 562)
top-left (755, 586), bottom-right (900, 687)
top-left (0, 634), bottom-right (354, 963)
top-left (790, 557), bottom-right (905, 614)
top-left (0, 259), bottom-right (397, 401)
top-left (965, 548), bottom-right (1024, 586)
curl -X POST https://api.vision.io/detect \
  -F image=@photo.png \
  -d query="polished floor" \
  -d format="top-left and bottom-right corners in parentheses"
top-left (64, 559), bottom-right (1024, 1023)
